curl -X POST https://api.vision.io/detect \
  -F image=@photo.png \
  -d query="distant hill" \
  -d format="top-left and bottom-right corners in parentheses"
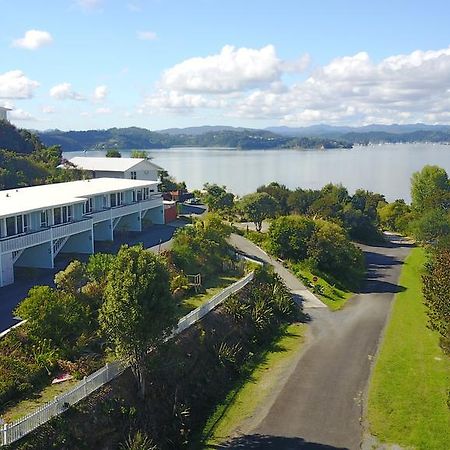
top-left (0, 120), bottom-right (43, 154)
top-left (38, 127), bottom-right (352, 151)
top-left (266, 124), bottom-right (450, 142)
top-left (156, 125), bottom-right (250, 136)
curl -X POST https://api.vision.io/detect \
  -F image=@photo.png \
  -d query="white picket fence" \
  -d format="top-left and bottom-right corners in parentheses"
top-left (0, 271), bottom-right (255, 446)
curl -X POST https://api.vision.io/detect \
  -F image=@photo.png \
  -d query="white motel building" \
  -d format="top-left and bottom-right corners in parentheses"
top-left (0, 177), bottom-right (164, 287)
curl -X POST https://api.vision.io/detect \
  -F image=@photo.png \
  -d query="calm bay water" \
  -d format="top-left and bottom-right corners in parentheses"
top-left (66, 143), bottom-right (450, 202)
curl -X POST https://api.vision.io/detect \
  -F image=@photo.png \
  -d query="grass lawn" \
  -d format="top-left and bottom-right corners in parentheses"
top-left (178, 273), bottom-right (241, 316)
top-left (291, 264), bottom-right (354, 311)
top-left (368, 247), bottom-right (450, 450)
top-left (201, 322), bottom-right (307, 448)
top-left (1, 378), bottom-right (78, 422)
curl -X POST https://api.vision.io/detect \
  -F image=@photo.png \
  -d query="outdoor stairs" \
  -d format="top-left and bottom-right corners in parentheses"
top-left (52, 236), bottom-right (69, 257)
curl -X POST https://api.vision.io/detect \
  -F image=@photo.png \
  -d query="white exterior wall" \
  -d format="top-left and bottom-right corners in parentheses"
top-left (0, 108), bottom-right (8, 122)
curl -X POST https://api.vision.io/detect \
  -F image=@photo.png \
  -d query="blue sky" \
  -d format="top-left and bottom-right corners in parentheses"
top-left (1, 0), bottom-right (450, 130)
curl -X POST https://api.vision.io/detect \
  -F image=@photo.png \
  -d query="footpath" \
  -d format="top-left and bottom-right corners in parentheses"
top-left (229, 233), bottom-right (326, 309)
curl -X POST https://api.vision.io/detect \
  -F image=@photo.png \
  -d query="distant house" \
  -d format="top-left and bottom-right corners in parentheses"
top-left (64, 156), bottom-right (162, 181)
top-left (0, 107), bottom-right (11, 122)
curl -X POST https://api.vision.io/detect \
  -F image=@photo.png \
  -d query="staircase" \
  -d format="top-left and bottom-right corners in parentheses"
top-left (52, 236), bottom-right (69, 257)
top-left (11, 249), bottom-right (24, 264)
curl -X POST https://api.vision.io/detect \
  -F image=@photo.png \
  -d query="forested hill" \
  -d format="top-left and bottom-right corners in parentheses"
top-left (37, 127), bottom-right (352, 151)
top-left (0, 121), bottom-right (86, 189)
top-left (0, 120), bottom-right (43, 154)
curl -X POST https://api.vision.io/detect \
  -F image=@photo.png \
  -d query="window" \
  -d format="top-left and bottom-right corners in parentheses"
top-left (83, 198), bottom-right (93, 214)
top-left (40, 210), bottom-right (48, 228)
top-left (132, 190), bottom-right (136, 203)
top-left (118, 192), bottom-right (123, 205)
top-left (5, 214), bottom-right (29, 236)
top-left (54, 208), bottom-right (62, 225)
top-left (110, 193), bottom-right (117, 207)
top-left (137, 189), bottom-right (142, 201)
top-left (143, 187), bottom-right (149, 200)
top-left (130, 171), bottom-right (137, 180)
top-left (102, 195), bottom-right (108, 209)
top-left (6, 217), bottom-right (16, 236)
top-left (54, 206), bottom-right (72, 225)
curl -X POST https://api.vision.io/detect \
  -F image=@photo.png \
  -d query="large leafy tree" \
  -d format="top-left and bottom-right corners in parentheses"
top-left (411, 165), bottom-right (450, 212)
top-left (99, 245), bottom-right (176, 398)
top-left (203, 183), bottom-right (235, 212)
top-left (267, 215), bottom-right (316, 260)
top-left (307, 220), bottom-right (364, 288)
top-left (15, 285), bottom-right (91, 354)
top-left (257, 182), bottom-right (291, 215)
top-left (238, 192), bottom-right (277, 231)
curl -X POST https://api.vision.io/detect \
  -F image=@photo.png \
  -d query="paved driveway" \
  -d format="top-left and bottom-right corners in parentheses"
top-left (224, 236), bottom-right (412, 449)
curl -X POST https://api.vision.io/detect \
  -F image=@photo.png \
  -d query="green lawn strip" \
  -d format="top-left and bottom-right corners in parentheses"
top-left (368, 247), bottom-right (450, 450)
top-left (178, 274), bottom-right (241, 316)
top-left (290, 264), bottom-right (354, 310)
top-left (1, 378), bottom-right (78, 423)
top-left (202, 322), bottom-right (307, 448)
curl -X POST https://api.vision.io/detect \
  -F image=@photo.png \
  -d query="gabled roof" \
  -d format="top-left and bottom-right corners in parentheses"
top-left (66, 156), bottom-right (163, 172)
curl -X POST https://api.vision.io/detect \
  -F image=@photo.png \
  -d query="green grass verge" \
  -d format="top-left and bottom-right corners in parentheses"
top-left (202, 322), bottom-right (307, 448)
top-left (2, 378), bottom-right (78, 422)
top-left (368, 247), bottom-right (450, 450)
top-left (178, 274), bottom-right (241, 316)
top-left (291, 264), bottom-right (354, 311)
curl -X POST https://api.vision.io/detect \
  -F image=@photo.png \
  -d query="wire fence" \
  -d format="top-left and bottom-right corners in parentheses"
top-left (0, 271), bottom-right (255, 446)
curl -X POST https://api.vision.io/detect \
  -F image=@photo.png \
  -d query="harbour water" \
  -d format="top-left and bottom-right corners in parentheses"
top-left (66, 143), bottom-right (450, 202)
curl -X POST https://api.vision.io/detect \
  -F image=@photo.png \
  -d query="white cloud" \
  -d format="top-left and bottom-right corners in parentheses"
top-left (12, 30), bottom-right (53, 50)
top-left (50, 82), bottom-right (85, 101)
top-left (160, 45), bottom-right (288, 94)
top-left (93, 85), bottom-right (108, 101)
top-left (137, 30), bottom-right (157, 41)
top-left (9, 109), bottom-right (36, 121)
top-left (142, 45), bottom-right (450, 125)
top-left (0, 70), bottom-right (40, 99)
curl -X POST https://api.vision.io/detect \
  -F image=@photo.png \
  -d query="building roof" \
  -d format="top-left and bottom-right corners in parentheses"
top-left (66, 156), bottom-right (162, 172)
top-left (0, 178), bottom-right (159, 219)
top-left (0, 106), bottom-right (12, 111)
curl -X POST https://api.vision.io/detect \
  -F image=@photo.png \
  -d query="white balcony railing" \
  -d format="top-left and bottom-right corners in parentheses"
top-left (0, 229), bottom-right (52, 254)
top-left (90, 195), bottom-right (162, 224)
top-left (51, 219), bottom-right (92, 239)
top-left (0, 219), bottom-right (92, 255)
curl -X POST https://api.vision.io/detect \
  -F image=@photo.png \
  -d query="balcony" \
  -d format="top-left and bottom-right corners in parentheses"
top-left (0, 218), bottom-right (92, 254)
top-left (89, 195), bottom-right (162, 224)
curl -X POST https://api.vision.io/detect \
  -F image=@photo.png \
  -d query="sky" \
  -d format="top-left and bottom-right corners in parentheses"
top-left (1, 0), bottom-right (450, 131)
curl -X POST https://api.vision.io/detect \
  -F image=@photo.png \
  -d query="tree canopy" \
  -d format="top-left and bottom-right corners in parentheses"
top-left (99, 245), bottom-right (176, 397)
top-left (238, 192), bottom-right (277, 231)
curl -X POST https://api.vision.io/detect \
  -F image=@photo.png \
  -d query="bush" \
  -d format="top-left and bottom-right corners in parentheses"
top-left (267, 216), bottom-right (316, 261)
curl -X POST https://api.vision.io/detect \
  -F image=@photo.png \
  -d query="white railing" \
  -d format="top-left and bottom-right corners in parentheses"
top-left (51, 219), bottom-right (92, 240)
top-left (0, 219), bottom-right (93, 255)
top-left (140, 195), bottom-right (163, 212)
top-left (0, 270), bottom-right (255, 447)
top-left (0, 229), bottom-right (51, 254)
top-left (0, 361), bottom-right (125, 446)
top-left (175, 272), bottom-right (254, 334)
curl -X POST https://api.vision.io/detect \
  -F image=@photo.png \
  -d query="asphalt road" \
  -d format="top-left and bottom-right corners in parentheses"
top-left (225, 236), bottom-right (412, 450)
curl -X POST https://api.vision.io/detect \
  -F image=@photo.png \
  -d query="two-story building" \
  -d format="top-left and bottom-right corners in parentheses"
top-left (65, 156), bottom-right (162, 181)
top-left (0, 178), bottom-right (164, 287)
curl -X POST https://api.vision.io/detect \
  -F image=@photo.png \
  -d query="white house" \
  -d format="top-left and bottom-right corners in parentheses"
top-left (65, 156), bottom-right (162, 181)
top-left (0, 178), bottom-right (163, 287)
top-left (0, 107), bottom-right (11, 122)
